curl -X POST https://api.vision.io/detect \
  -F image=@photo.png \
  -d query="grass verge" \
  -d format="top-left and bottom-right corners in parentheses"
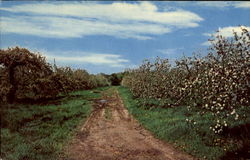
top-left (117, 86), bottom-right (250, 160)
top-left (0, 87), bottom-right (106, 160)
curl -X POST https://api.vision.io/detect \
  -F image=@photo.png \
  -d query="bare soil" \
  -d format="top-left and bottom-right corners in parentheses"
top-left (65, 89), bottom-right (195, 160)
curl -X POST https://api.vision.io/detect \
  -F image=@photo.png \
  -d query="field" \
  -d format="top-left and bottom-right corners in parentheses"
top-left (0, 87), bottom-right (107, 160)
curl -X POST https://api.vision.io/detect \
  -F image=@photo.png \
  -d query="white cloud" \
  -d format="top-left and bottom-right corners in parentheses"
top-left (0, 45), bottom-right (130, 68)
top-left (203, 33), bottom-right (212, 37)
top-left (196, 2), bottom-right (232, 8)
top-left (158, 48), bottom-right (183, 55)
top-left (0, 2), bottom-right (203, 39)
top-left (42, 51), bottom-right (130, 68)
top-left (201, 41), bottom-right (212, 46)
top-left (203, 26), bottom-right (250, 38)
top-left (201, 26), bottom-right (250, 46)
top-left (196, 1), bottom-right (250, 9)
top-left (1, 16), bottom-right (169, 40)
top-left (233, 2), bottom-right (250, 8)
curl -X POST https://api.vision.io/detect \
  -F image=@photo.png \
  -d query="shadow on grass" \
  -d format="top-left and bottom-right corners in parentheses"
top-left (221, 141), bottom-right (250, 160)
top-left (223, 123), bottom-right (250, 138)
top-left (14, 94), bottom-right (87, 106)
top-left (220, 123), bottom-right (250, 160)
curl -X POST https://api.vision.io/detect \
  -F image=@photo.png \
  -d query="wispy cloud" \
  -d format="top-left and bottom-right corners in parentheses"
top-left (196, 2), bottom-right (232, 8)
top-left (0, 45), bottom-right (130, 68)
top-left (0, 2), bottom-right (203, 40)
top-left (158, 48), bottom-right (183, 55)
top-left (43, 51), bottom-right (130, 68)
top-left (201, 41), bottom-right (212, 46)
top-left (1, 16), bottom-right (169, 40)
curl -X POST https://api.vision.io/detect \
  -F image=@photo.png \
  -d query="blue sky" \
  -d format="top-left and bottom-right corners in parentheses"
top-left (1, 1), bottom-right (250, 74)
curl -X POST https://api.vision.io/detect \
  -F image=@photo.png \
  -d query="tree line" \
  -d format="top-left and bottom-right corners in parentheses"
top-left (0, 47), bottom-right (124, 104)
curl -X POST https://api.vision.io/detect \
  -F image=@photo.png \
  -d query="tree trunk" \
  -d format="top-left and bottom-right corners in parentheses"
top-left (7, 65), bottom-right (17, 103)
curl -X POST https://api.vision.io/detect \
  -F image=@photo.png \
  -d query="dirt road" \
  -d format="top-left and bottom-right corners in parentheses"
top-left (65, 88), bottom-right (194, 160)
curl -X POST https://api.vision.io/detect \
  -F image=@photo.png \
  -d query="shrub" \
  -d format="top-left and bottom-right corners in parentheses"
top-left (0, 47), bottom-right (55, 103)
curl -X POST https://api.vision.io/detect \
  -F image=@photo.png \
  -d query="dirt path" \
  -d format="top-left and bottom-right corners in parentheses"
top-left (65, 88), bottom-right (194, 160)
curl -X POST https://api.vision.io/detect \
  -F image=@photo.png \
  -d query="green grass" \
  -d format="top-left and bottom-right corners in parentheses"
top-left (0, 87), bottom-right (107, 160)
top-left (104, 108), bottom-right (112, 120)
top-left (102, 87), bottom-right (117, 97)
top-left (117, 86), bottom-right (250, 160)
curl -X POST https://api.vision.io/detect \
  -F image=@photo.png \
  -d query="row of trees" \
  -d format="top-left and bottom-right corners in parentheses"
top-left (0, 47), bottom-right (112, 103)
top-left (122, 28), bottom-right (250, 133)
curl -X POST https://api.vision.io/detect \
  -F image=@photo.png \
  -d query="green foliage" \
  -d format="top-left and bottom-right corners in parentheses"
top-left (93, 74), bottom-right (111, 88)
top-left (0, 47), bottom-right (111, 103)
top-left (0, 89), bottom-right (103, 160)
top-left (108, 72), bottom-right (126, 86)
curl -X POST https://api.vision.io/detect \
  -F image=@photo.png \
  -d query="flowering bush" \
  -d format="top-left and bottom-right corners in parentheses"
top-left (122, 28), bottom-right (250, 133)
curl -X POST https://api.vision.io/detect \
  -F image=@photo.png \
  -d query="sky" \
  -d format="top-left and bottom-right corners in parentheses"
top-left (1, 1), bottom-right (250, 74)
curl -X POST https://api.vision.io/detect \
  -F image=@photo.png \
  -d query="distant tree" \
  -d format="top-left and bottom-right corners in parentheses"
top-left (109, 72), bottom-right (126, 86)
top-left (109, 73), bottom-right (119, 86)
